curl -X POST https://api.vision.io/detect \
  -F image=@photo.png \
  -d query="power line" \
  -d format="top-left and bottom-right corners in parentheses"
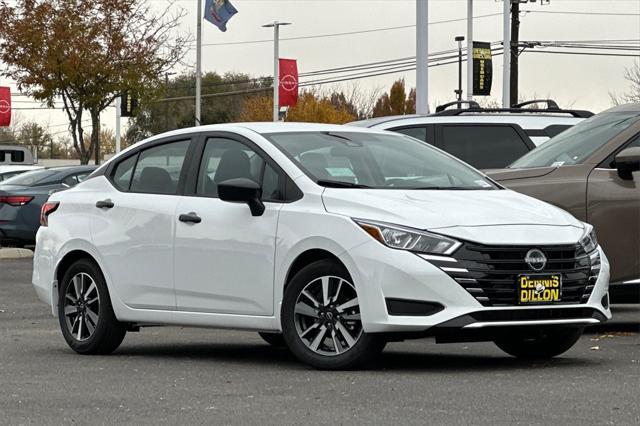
top-left (187, 13), bottom-right (504, 48)
top-left (524, 10), bottom-right (640, 17)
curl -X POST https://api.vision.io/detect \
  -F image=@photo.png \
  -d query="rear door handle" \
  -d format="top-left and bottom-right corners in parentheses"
top-left (179, 212), bottom-right (202, 224)
top-left (95, 199), bottom-right (114, 209)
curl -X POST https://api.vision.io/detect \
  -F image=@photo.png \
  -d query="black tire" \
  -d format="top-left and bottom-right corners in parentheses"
top-left (258, 332), bottom-right (286, 347)
top-left (494, 328), bottom-right (583, 359)
top-left (281, 259), bottom-right (385, 370)
top-left (58, 258), bottom-right (126, 355)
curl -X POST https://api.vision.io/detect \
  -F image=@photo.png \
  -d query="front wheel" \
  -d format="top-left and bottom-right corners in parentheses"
top-left (494, 328), bottom-right (583, 359)
top-left (281, 259), bottom-right (385, 370)
top-left (58, 259), bottom-right (126, 355)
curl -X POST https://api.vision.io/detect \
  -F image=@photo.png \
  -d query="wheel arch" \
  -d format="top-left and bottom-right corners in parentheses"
top-left (284, 248), bottom-right (350, 289)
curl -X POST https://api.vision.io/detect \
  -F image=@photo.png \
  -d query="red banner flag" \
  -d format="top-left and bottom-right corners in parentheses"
top-left (279, 59), bottom-right (299, 107)
top-left (0, 87), bottom-right (11, 127)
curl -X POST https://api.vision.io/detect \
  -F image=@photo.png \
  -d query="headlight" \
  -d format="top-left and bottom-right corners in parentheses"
top-left (580, 223), bottom-right (598, 254)
top-left (354, 219), bottom-right (461, 255)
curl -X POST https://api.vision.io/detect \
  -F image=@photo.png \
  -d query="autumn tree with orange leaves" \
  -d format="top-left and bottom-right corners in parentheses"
top-left (0, 0), bottom-right (188, 164)
top-left (240, 90), bottom-right (356, 124)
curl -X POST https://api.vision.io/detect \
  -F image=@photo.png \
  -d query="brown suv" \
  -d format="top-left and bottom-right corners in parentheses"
top-left (487, 103), bottom-right (640, 302)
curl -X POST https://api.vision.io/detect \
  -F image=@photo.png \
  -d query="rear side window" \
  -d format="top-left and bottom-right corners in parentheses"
top-left (440, 125), bottom-right (530, 169)
top-left (112, 154), bottom-right (138, 191)
top-left (130, 140), bottom-right (190, 194)
top-left (392, 126), bottom-right (427, 142)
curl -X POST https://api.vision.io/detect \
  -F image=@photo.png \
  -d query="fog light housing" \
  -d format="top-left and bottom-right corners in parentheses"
top-left (601, 293), bottom-right (610, 310)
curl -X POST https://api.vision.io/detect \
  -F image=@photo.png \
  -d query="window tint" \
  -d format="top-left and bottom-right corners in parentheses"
top-left (112, 154), bottom-right (138, 191)
top-left (62, 172), bottom-right (91, 187)
top-left (392, 126), bottom-right (427, 142)
top-left (130, 140), bottom-right (190, 194)
top-left (11, 151), bottom-right (25, 162)
top-left (440, 125), bottom-right (530, 169)
top-left (196, 138), bottom-right (282, 201)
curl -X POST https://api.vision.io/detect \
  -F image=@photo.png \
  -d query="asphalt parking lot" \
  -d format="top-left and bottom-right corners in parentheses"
top-left (1, 258), bottom-right (638, 425)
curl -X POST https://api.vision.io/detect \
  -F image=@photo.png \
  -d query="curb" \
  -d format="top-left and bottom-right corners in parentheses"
top-left (0, 248), bottom-right (34, 260)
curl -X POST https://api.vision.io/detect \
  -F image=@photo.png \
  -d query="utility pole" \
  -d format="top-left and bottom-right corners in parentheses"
top-left (416, 0), bottom-right (429, 114)
top-left (115, 95), bottom-right (121, 154)
top-left (466, 0), bottom-right (474, 101)
top-left (455, 36), bottom-right (465, 105)
top-left (510, 0), bottom-right (520, 106)
top-left (195, 0), bottom-right (203, 126)
top-left (263, 21), bottom-right (291, 122)
top-left (502, 0), bottom-right (511, 108)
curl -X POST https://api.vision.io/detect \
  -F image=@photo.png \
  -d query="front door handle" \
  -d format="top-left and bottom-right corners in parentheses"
top-left (95, 199), bottom-right (114, 209)
top-left (179, 212), bottom-right (202, 224)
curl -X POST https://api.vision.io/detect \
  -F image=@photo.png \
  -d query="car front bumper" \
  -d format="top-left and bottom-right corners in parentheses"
top-left (340, 240), bottom-right (611, 336)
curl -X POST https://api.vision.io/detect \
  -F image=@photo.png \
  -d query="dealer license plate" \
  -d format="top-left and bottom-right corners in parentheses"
top-left (518, 274), bottom-right (562, 304)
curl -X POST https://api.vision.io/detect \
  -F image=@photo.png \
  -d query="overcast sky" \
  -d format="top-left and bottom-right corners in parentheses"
top-left (7, 0), bottom-right (640, 134)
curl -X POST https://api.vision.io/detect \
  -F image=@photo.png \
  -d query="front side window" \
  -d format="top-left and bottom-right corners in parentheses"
top-left (196, 138), bottom-right (283, 201)
top-left (266, 131), bottom-right (497, 190)
top-left (440, 125), bottom-right (530, 169)
top-left (511, 111), bottom-right (640, 169)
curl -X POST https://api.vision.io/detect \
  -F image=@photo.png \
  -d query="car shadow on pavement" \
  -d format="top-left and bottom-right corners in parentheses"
top-left (84, 342), bottom-right (602, 372)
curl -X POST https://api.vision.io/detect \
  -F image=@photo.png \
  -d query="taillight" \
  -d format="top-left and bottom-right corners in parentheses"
top-left (0, 195), bottom-right (34, 206)
top-left (40, 202), bottom-right (60, 226)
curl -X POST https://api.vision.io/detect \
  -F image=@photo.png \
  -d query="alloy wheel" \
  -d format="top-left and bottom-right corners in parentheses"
top-left (293, 275), bottom-right (362, 356)
top-left (63, 273), bottom-right (100, 342)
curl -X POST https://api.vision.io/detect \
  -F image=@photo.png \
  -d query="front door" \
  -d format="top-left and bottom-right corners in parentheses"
top-left (173, 136), bottom-right (286, 315)
top-left (587, 135), bottom-right (640, 283)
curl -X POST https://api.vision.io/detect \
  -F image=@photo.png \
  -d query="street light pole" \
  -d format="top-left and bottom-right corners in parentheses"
top-left (416, 0), bottom-right (429, 114)
top-left (502, 0), bottom-right (512, 108)
top-left (115, 95), bottom-right (121, 154)
top-left (467, 0), bottom-right (474, 101)
top-left (263, 21), bottom-right (291, 122)
top-left (195, 0), bottom-right (203, 126)
top-left (455, 36), bottom-right (465, 106)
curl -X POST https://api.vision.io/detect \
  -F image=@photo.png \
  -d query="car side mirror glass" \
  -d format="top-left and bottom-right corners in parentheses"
top-left (614, 147), bottom-right (640, 181)
top-left (218, 178), bottom-right (265, 216)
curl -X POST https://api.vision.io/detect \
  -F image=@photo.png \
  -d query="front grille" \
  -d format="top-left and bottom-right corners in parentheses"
top-left (429, 242), bottom-right (600, 307)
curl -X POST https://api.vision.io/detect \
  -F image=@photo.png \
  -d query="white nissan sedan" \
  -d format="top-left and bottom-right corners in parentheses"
top-left (32, 123), bottom-right (611, 369)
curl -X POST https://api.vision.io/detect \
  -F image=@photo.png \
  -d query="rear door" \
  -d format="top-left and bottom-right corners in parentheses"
top-left (434, 124), bottom-right (533, 169)
top-left (587, 134), bottom-right (640, 283)
top-left (89, 137), bottom-right (194, 310)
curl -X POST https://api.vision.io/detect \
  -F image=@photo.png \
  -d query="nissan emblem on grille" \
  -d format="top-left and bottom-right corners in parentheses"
top-left (525, 249), bottom-right (547, 271)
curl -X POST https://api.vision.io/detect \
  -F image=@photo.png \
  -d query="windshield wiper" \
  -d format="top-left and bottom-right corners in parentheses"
top-left (316, 179), bottom-right (372, 189)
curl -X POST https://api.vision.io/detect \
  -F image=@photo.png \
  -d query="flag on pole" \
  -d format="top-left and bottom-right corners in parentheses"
top-left (278, 59), bottom-right (299, 107)
top-left (204, 0), bottom-right (238, 32)
top-left (0, 87), bottom-right (11, 127)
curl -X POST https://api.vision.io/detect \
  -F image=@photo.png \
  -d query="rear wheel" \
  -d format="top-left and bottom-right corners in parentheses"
top-left (281, 259), bottom-right (385, 370)
top-left (58, 259), bottom-right (126, 355)
top-left (494, 328), bottom-right (583, 359)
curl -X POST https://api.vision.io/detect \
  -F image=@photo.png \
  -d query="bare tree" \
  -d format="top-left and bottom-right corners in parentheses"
top-left (610, 60), bottom-right (640, 106)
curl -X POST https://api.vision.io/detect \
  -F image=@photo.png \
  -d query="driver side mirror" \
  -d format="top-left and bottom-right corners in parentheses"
top-left (614, 147), bottom-right (640, 181)
top-left (218, 178), bottom-right (265, 217)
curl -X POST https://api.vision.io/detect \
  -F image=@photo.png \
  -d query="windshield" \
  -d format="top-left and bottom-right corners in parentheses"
top-left (0, 169), bottom-right (58, 186)
top-left (266, 131), bottom-right (497, 190)
top-left (510, 110), bottom-right (640, 168)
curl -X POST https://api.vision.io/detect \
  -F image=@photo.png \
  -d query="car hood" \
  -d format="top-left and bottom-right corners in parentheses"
top-left (322, 188), bottom-right (585, 245)
top-left (486, 166), bottom-right (557, 182)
